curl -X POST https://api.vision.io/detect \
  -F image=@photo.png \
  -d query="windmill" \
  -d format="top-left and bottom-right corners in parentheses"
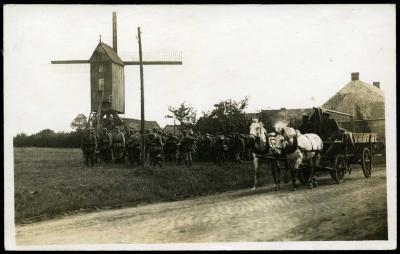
top-left (51, 12), bottom-right (182, 131)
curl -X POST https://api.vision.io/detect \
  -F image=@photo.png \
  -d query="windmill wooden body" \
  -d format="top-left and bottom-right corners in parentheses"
top-left (52, 12), bottom-right (182, 130)
top-left (89, 42), bottom-right (125, 128)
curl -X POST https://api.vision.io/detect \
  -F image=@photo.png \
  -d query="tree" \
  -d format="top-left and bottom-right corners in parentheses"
top-left (195, 97), bottom-right (250, 134)
top-left (168, 102), bottom-right (197, 129)
top-left (70, 114), bottom-right (88, 131)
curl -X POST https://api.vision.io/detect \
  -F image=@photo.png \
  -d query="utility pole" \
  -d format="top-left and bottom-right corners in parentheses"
top-left (138, 27), bottom-right (145, 169)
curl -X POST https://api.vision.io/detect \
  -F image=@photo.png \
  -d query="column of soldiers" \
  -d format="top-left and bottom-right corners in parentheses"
top-left (81, 126), bottom-right (253, 168)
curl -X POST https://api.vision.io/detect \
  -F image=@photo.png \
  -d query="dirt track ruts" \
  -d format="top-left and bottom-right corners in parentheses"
top-left (16, 165), bottom-right (388, 245)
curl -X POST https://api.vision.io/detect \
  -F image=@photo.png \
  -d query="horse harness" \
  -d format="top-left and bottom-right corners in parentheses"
top-left (285, 134), bottom-right (320, 154)
top-left (249, 132), bottom-right (274, 156)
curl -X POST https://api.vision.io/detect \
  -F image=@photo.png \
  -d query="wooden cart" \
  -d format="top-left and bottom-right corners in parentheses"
top-left (305, 107), bottom-right (377, 183)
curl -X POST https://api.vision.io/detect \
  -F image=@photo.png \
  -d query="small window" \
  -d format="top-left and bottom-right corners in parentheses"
top-left (98, 64), bottom-right (104, 73)
top-left (98, 78), bottom-right (104, 91)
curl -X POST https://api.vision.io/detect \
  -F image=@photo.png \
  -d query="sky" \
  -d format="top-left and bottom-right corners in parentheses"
top-left (4, 4), bottom-right (396, 136)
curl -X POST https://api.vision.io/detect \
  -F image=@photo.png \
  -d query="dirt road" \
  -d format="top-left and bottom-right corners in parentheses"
top-left (16, 165), bottom-right (388, 245)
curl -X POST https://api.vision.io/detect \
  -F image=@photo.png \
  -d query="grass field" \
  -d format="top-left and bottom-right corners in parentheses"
top-left (14, 147), bottom-right (274, 224)
top-left (13, 147), bottom-right (386, 224)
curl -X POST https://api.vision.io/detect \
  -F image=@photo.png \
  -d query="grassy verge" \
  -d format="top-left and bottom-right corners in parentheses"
top-left (14, 147), bottom-right (274, 224)
top-left (13, 147), bottom-right (386, 224)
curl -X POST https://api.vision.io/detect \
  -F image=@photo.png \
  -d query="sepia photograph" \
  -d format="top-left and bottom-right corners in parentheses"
top-left (3, 4), bottom-right (396, 250)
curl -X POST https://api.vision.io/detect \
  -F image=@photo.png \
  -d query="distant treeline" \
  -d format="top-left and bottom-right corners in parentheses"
top-left (13, 129), bottom-right (83, 148)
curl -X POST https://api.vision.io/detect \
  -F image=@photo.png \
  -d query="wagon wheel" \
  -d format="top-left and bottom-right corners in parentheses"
top-left (361, 147), bottom-right (372, 178)
top-left (330, 155), bottom-right (346, 184)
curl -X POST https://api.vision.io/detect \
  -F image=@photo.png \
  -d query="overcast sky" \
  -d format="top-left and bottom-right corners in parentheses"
top-left (4, 4), bottom-right (396, 136)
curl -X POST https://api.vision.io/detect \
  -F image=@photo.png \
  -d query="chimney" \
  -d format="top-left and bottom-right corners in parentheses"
top-left (373, 82), bottom-right (380, 89)
top-left (351, 72), bottom-right (359, 81)
top-left (112, 12), bottom-right (117, 53)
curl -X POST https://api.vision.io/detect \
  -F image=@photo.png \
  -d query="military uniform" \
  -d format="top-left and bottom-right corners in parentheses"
top-left (201, 134), bottom-right (213, 161)
top-left (148, 129), bottom-right (163, 167)
top-left (181, 131), bottom-right (195, 167)
top-left (176, 135), bottom-right (184, 165)
top-left (112, 127), bottom-right (125, 163)
top-left (232, 133), bottom-right (245, 163)
top-left (126, 130), bottom-right (141, 167)
top-left (81, 129), bottom-right (98, 167)
top-left (213, 134), bottom-right (226, 164)
top-left (98, 128), bottom-right (112, 163)
top-left (165, 134), bottom-right (178, 162)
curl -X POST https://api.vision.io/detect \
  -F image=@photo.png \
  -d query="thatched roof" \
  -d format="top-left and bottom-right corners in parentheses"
top-left (321, 80), bottom-right (385, 120)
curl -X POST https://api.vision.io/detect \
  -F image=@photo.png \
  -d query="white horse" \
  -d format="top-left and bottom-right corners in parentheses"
top-left (249, 119), bottom-right (282, 190)
top-left (274, 126), bottom-right (323, 191)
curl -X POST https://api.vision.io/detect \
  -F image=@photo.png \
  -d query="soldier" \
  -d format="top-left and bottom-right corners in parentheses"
top-left (101, 114), bottom-right (114, 131)
top-left (203, 133), bottom-right (213, 162)
top-left (213, 132), bottom-right (226, 165)
top-left (98, 127), bottom-right (113, 163)
top-left (165, 133), bottom-right (178, 162)
top-left (191, 131), bottom-right (199, 162)
top-left (132, 130), bottom-right (142, 165)
top-left (148, 128), bottom-right (163, 167)
top-left (144, 129), bottom-right (152, 165)
top-left (181, 130), bottom-right (196, 167)
top-left (126, 129), bottom-right (141, 167)
top-left (232, 133), bottom-right (245, 163)
top-left (226, 134), bottom-right (234, 162)
top-left (176, 134), bottom-right (184, 165)
top-left (112, 126), bottom-right (125, 163)
top-left (81, 128), bottom-right (98, 167)
top-left (242, 134), bottom-right (252, 161)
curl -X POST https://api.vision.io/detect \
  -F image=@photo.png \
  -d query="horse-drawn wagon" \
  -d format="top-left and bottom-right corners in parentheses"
top-left (303, 107), bottom-right (377, 184)
top-left (248, 106), bottom-right (377, 190)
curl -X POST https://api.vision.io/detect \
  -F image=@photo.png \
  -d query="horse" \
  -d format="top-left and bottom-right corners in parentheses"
top-left (249, 119), bottom-right (282, 191)
top-left (274, 126), bottom-right (323, 191)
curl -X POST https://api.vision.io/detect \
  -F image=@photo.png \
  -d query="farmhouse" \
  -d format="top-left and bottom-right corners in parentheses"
top-left (163, 124), bottom-right (182, 135)
top-left (123, 118), bottom-right (161, 131)
top-left (321, 72), bottom-right (385, 141)
top-left (254, 72), bottom-right (385, 141)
